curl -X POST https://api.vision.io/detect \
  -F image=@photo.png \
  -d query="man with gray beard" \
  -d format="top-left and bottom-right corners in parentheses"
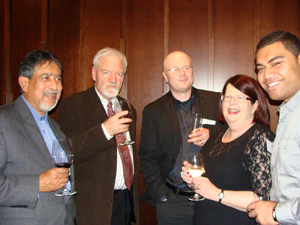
top-left (58, 47), bottom-right (139, 225)
top-left (0, 50), bottom-right (76, 225)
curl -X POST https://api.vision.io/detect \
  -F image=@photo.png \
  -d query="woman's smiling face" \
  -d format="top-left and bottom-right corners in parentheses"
top-left (222, 84), bottom-right (257, 127)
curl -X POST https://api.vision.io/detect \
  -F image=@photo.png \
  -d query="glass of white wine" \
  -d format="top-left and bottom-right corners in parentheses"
top-left (187, 153), bottom-right (205, 201)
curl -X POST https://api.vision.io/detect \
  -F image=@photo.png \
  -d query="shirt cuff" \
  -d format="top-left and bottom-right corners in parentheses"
top-left (276, 199), bottom-right (299, 224)
top-left (101, 123), bottom-right (113, 140)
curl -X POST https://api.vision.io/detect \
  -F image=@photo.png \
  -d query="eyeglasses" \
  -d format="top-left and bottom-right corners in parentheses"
top-left (165, 66), bottom-right (193, 74)
top-left (221, 94), bottom-right (254, 103)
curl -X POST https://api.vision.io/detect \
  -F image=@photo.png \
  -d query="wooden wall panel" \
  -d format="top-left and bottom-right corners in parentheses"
top-left (169, 0), bottom-right (209, 90)
top-left (126, 0), bottom-right (165, 224)
top-left (258, 0), bottom-right (300, 38)
top-left (10, 0), bottom-right (42, 97)
top-left (47, 0), bottom-right (81, 119)
top-left (83, 0), bottom-right (123, 89)
top-left (48, 0), bottom-right (81, 100)
top-left (214, 0), bottom-right (254, 92)
top-left (0, 0), bottom-right (6, 105)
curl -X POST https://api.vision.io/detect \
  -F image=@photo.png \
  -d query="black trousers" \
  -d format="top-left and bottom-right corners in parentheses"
top-left (111, 189), bottom-right (133, 225)
top-left (156, 194), bottom-right (194, 225)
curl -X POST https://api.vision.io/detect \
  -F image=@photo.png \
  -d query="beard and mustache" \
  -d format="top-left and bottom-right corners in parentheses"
top-left (101, 82), bottom-right (120, 99)
top-left (40, 90), bottom-right (60, 112)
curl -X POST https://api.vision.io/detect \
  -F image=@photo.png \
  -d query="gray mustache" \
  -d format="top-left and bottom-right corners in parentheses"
top-left (43, 91), bottom-right (58, 95)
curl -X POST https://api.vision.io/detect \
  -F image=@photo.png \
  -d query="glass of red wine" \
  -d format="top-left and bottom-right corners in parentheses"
top-left (115, 99), bottom-right (135, 145)
top-left (51, 138), bottom-right (76, 196)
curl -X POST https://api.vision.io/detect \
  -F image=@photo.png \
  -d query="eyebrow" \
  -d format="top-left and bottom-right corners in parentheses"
top-left (256, 55), bottom-right (285, 67)
top-left (39, 73), bottom-right (61, 77)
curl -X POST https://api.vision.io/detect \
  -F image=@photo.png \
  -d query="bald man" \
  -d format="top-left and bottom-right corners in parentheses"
top-left (138, 51), bottom-right (222, 224)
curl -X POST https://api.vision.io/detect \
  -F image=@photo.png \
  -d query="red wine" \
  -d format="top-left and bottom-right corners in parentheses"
top-left (55, 162), bottom-right (72, 168)
top-left (123, 114), bottom-right (132, 119)
top-left (122, 112), bottom-right (132, 124)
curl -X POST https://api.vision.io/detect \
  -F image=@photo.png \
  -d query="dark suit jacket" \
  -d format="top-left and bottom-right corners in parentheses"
top-left (0, 96), bottom-right (76, 225)
top-left (138, 87), bottom-right (221, 207)
top-left (58, 86), bottom-right (140, 225)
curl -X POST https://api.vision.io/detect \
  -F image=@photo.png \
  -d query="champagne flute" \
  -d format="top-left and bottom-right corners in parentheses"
top-left (51, 138), bottom-right (76, 196)
top-left (187, 153), bottom-right (205, 201)
top-left (115, 99), bottom-right (135, 145)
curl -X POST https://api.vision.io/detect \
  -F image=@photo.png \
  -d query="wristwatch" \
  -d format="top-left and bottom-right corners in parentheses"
top-left (272, 204), bottom-right (279, 223)
top-left (218, 189), bottom-right (225, 203)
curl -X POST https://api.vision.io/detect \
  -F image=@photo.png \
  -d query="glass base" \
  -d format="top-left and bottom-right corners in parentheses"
top-left (188, 193), bottom-right (205, 201)
top-left (55, 188), bottom-right (77, 197)
top-left (120, 140), bottom-right (135, 145)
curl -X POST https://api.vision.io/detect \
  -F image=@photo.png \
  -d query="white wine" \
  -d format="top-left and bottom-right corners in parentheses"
top-left (188, 166), bottom-right (204, 178)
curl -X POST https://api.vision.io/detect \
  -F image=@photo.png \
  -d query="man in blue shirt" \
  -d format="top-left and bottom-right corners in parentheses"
top-left (0, 50), bottom-right (76, 224)
top-left (248, 31), bottom-right (300, 224)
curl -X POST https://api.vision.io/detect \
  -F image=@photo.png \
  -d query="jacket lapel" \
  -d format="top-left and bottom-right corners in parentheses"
top-left (194, 87), bottom-right (205, 115)
top-left (87, 87), bottom-right (108, 122)
top-left (162, 92), bottom-right (181, 147)
top-left (15, 97), bottom-right (54, 169)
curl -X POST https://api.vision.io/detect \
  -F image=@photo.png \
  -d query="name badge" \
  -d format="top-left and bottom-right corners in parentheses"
top-left (202, 118), bottom-right (216, 125)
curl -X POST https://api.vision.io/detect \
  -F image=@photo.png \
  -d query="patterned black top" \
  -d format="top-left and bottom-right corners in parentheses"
top-left (194, 122), bottom-right (275, 225)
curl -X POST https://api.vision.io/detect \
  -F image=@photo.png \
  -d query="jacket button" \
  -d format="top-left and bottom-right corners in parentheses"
top-left (111, 152), bottom-right (117, 156)
top-left (108, 200), bottom-right (112, 205)
top-left (111, 176), bottom-right (115, 180)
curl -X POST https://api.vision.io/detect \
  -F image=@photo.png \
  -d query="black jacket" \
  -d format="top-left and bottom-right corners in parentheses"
top-left (138, 87), bottom-right (221, 207)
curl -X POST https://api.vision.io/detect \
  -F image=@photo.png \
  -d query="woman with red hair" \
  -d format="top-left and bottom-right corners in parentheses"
top-left (182, 75), bottom-right (274, 224)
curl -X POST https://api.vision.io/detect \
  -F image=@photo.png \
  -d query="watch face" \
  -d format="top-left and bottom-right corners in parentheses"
top-left (219, 192), bottom-right (224, 198)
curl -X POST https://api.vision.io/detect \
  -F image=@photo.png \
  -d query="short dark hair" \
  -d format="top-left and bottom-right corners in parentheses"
top-left (256, 30), bottom-right (300, 59)
top-left (219, 75), bottom-right (270, 129)
top-left (18, 49), bottom-right (62, 79)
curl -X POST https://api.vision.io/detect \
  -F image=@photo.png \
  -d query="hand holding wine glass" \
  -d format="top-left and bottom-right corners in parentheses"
top-left (51, 138), bottom-right (76, 196)
top-left (187, 153), bottom-right (205, 201)
top-left (114, 99), bottom-right (135, 145)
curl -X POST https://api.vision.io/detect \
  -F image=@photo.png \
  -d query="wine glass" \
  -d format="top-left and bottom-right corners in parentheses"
top-left (190, 113), bottom-right (203, 133)
top-left (188, 113), bottom-right (203, 154)
top-left (115, 99), bottom-right (135, 145)
top-left (256, 191), bottom-right (269, 201)
top-left (51, 138), bottom-right (76, 196)
top-left (187, 153), bottom-right (205, 201)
